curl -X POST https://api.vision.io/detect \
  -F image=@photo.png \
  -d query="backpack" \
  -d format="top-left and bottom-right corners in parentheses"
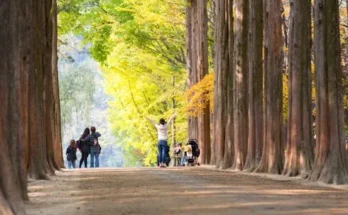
top-left (89, 133), bottom-right (99, 146)
top-left (89, 133), bottom-right (102, 153)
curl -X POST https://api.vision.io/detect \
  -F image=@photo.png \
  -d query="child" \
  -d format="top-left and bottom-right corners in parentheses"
top-left (66, 140), bottom-right (77, 169)
top-left (174, 143), bottom-right (183, 166)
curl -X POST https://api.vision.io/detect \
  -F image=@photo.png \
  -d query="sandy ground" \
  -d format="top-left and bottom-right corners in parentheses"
top-left (25, 167), bottom-right (348, 215)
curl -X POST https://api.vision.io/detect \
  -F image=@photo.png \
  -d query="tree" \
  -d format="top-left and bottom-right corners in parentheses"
top-left (186, 0), bottom-right (211, 164)
top-left (187, 0), bottom-right (199, 140)
top-left (232, 0), bottom-right (249, 170)
top-left (282, 0), bottom-right (314, 177)
top-left (244, 0), bottom-right (263, 171)
top-left (255, 0), bottom-right (284, 174)
top-left (0, 0), bottom-right (63, 213)
top-left (309, 0), bottom-right (348, 184)
top-left (213, 0), bottom-right (234, 168)
top-left (196, 0), bottom-right (211, 164)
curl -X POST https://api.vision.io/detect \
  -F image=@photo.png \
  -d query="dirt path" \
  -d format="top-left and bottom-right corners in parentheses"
top-left (25, 167), bottom-right (348, 215)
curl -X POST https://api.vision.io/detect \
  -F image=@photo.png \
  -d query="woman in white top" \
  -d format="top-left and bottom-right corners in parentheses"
top-left (146, 113), bottom-right (176, 167)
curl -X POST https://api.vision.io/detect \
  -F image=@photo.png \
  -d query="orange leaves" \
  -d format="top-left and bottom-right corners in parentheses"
top-left (185, 73), bottom-right (214, 117)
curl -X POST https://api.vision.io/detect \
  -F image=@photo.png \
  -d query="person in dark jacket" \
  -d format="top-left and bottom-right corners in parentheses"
top-left (78, 128), bottom-right (90, 168)
top-left (66, 140), bottom-right (77, 169)
top-left (86, 126), bottom-right (101, 168)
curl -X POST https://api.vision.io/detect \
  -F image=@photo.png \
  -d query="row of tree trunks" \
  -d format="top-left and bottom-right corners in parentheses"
top-left (283, 0), bottom-right (314, 178)
top-left (213, 0), bottom-right (234, 169)
top-left (186, 0), bottom-right (211, 164)
top-left (0, 0), bottom-right (63, 213)
top-left (309, 0), bottom-right (348, 184)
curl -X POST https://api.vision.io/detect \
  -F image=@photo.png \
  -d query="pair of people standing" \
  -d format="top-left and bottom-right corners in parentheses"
top-left (146, 113), bottom-right (176, 167)
top-left (66, 126), bottom-right (102, 169)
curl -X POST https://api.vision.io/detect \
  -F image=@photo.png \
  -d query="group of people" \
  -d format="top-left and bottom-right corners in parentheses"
top-left (65, 126), bottom-right (102, 169)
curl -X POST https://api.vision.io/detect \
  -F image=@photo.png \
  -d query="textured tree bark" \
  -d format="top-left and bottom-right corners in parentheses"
top-left (0, 0), bottom-right (30, 214)
top-left (0, 0), bottom-right (63, 212)
top-left (255, 0), bottom-right (284, 174)
top-left (222, 0), bottom-right (235, 169)
top-left (309, 0), bottom-right (348, 184)
top-left (186, 0), bottom-right (198, 139)
top-left (187, 0), bottom-right (199, 140)
top-left (232, 0), bottom-right (249, 171)
top-left (213, 0), bottom-right (234, 169)
top-left (28, 0), bottom-right (55, 179)
top-left (196, 0), bottom-right (211, 165)
top-left (244, 0), bottom-right (263, 172)
top-left (282, 0), bottom-right (314, 178)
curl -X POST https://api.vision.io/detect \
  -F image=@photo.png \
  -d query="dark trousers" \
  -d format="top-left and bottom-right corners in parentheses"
top-left (79, 151), bottom-right (89, 168)
top-left (158, 140), bottom-right (168, 164)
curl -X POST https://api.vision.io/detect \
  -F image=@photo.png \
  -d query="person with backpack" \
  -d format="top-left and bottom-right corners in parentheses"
top-left (77, 128), bottom-right (91, 168)
top-left (146, 113), bottom-right (176, 168)
top-left (86, 126), bottom-right (101, 168)
top-left (66, 139), bottom-right (77, 169)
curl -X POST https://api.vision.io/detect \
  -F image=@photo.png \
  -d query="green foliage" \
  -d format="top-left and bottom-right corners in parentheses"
top-left (58, 0), bottom-right (188, 166)
top-left (59, 61), bottom-right (95, 129)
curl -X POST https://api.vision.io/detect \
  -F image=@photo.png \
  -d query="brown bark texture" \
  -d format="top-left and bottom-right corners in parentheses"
top-left (187, 0), bottom-right (199, 140)
top-left (232, 0), bottom-right (249, 171)
top-left (255, 0), bottom-right (284, 174)
top-left (186, 0), bottom-right (211, 164)
top-left (213, 0), bottom-right (234, 169)
top-left (309, 0), bottom-right (348, 184)
top-left (282, 0), bottom-right (314, 178)
top-left (244, 0), bottom-right (263, 172)
top-left (196, 0), bottom-right (211, 165)
top-left (0, 0), bottom-right (63, 213)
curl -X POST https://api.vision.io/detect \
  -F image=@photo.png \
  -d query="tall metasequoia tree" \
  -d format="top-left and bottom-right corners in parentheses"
top-left (255, 0), bottom-right (284, 174)
top-left (232, 0), bottom-right (249, 170)
top-left (213, 0), bottom-right (234, 169)
top-left (186, 0), bottom-right (211, 164)
top-left (309, 0), bottom-right (348, 184)
top-left (186, 0), bottom-right (199, 140)
top-left (0, 1), bottom-right (29, 214)
top-left (244, 0), bottom-right (263, 171)
top-left (0, 0), bottom-right (63, 213)
top-left (282, 0), bottom-right (314, 177)
top-left (196, 0), bottom-right (211, 164)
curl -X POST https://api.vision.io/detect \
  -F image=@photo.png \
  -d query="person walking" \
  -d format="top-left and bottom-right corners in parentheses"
top-left (78, 128), bottom-right (90, 168)
top-left (87, 126), bottom-right (101, 168)
top-left (146, 113), bottom-right (176, 167)
top-left (66, 139), bottom-right (77, 169)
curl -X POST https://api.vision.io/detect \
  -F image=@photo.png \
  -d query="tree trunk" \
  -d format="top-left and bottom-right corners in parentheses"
top-left (52, 0), bottom-right (64, 169)
top-left (196, 0), bottom-right (211, 165)
top-left (213, 0), bottom-right (234, 169)
top-left (0, 0), bottom-right (63, 212)
top-left (255, 0), bottom-right (284, 174)
top-left (282, 0), bottom-right (314, 178)
top-left (187, 0), bottom-right (199, 140)
top-left (244, 0), bottom-right (263, 172)
top-left (232, 0), bottom-right (249, 171)
top-left (309, 0), bottom-right (348, 184)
